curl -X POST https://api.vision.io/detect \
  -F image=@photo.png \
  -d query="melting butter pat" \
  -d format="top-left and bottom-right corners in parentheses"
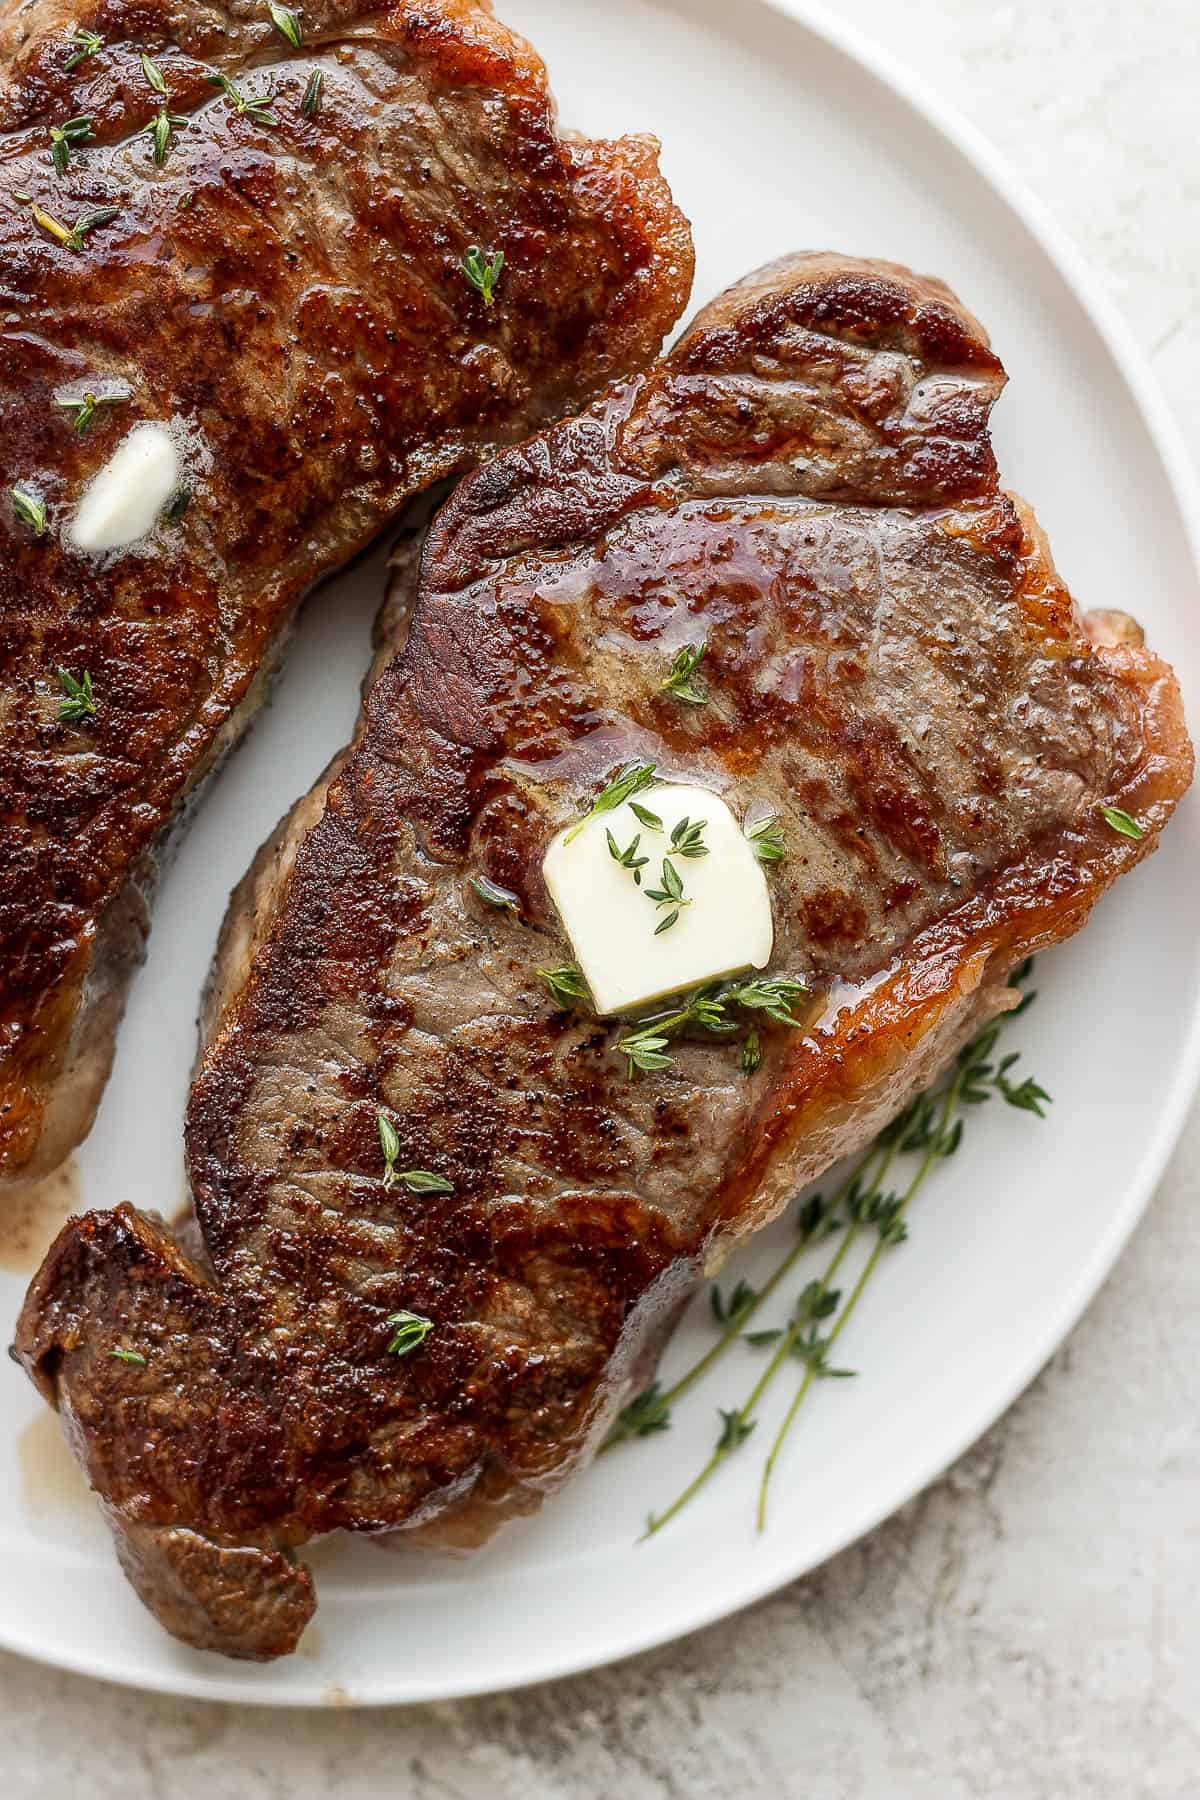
top-left (543, 782), bottom-right (773, 1015)
top-left (69, 421), bottom-right (180, 553)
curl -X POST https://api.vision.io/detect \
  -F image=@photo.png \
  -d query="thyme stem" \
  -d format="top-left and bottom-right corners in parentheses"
top-left (756, 1076), bottom-right (959, 1530)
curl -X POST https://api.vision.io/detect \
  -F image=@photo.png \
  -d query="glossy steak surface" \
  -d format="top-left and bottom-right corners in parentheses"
top-left (15, 254), bottom-right (1192, 1659)
top-left (0, 0), bottom-right (693, 1186)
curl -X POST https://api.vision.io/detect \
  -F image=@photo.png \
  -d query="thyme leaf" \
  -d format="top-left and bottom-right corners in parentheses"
top-left (64, 28), bottom-right (103, 70)
top-left (267, 1), bottom-right (303, 46)
top-left (564, 759), bottom-right (657, 844)
top-left (32, 201), bottom-right (119, 251)
top-left (537, 963), bottom-right (590, 1008)
top-left (56, 666), bottom-right (97, 723)
top-left (140, 51), bottom-right (168, 95)
top-left (206, 69), bottom-right (279, 125)
top-left (1100, 804), bottom-right (1144, 842)
top-left (468, 873), bottom-right (519, 915)
top-left (669, 815), bottom-right (707, 859)
top-left (747, 813), bottom-right (786, 863)
top-left (385, 1310), bottom-right (433, 1357)
top-left (57, 390), bottom-right (125, 435)
top-left (49, 114), bottom-right (93, 176)
top-left (10, 485), bottom-right (47, 534)
top-left (629, 801), bottom-right (663, 831)
top-left (606, 827), bottom-right (648, 883)
top-left (661, 639), bottom-right (707, 705)
top-left (462, 244), bottom-right (503, 306)
top-left (301, 69), bottom-right (323, 118)
top-left (108, 1347), bottom-right (147, 1365)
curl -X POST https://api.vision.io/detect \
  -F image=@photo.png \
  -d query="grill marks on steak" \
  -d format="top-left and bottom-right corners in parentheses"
top-left (14, 254), bottom-right (1192, 1659)
top-left (0, 0), bottom-right (693, 1188)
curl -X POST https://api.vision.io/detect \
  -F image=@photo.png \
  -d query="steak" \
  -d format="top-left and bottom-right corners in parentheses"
top-left (0, 0), bottom-right (693, 1189)
top-left (14, 253), bottom-right (1192, 1660)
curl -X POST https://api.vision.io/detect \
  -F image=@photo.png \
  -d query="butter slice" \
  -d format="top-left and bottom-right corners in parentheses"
top-left (543, 782), bottom-right (773, 1015)
top-left (69, 422), bottom-right (180, 553)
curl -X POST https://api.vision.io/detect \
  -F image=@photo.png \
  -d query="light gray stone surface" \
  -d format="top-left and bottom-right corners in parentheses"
top-left (3, 1), bottom-right (1198, 1793)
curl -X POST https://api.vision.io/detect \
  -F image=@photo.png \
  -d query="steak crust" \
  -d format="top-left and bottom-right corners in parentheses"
top-left (14, 253), bottom-right (1193, 1659)
top-left (0, 0), bottom-right (693, 1188)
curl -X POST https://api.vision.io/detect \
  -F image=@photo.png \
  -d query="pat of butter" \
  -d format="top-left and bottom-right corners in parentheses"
top-left (69, 422), bottom-right (180, 553)
top-left (543, 782), bottom-right (773, 1015)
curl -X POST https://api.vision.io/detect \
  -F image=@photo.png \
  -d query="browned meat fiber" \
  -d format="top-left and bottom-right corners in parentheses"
top-left (15, 253), bottom-right (1193, 1661)
top-left (0, 0), bottom-right (693, 1189)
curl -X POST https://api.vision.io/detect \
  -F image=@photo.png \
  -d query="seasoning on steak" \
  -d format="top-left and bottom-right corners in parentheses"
top-left (14, 254), bottom-right (1192, 1661)
top-left (0, 0), bottom-right (693, 1190)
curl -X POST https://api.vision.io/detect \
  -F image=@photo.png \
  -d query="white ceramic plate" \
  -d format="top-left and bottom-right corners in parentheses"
top-left (2, 0), bottom-right (1197, 1707)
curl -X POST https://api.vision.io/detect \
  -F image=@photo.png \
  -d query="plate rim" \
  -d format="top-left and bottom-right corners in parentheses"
top-left (2, 0), bottom-right (1198, 1708)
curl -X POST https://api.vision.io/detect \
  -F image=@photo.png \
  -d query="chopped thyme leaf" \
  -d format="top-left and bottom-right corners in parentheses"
top-left (629, 801), bottom-right (663, 831)
top-left (537, 963), bottom-right (590, 1008)
top-left (395, 1169), bottom-right (454, 1194)
top-left (669, 815), bottom-right (707, 859)
top-left (143, 108), bottom-right (189, 167)
top-left (564, 758), bottom-right (658, 844)
top-left (108, 1347), bottom-right (147, 1365)
top-left (206, 69), bottom-right (279, 125)
top-left (10, 485), bottom-right (47, 534)
top-left (740, 1028), bottom-right (761, 1073)
top-left (140, 51), bottom-right (168, 95)
top-left (462, 244), bottom-right (504, 306)
top-left (1099, 804), bottom-right (1145, 842)
top-left (57, 390), bottom-right (125, 436)
top-left (747, 813), bottom-right (786, 863)
top-left (661, 639), bottom-right (707, 705)
top-left (606, 827), bottom-right (648, 883)
top-left (376, 1109), bottom-right (401, 1187)
top-left (49, 114), bottom-right (94, 177)
top-left (267, 1), bottom-right (303, 47)
top-left (385, 1309), bottom-right (433, 1357)
top-left (301, 68), bottom-right (323, 118)
top-left (56, 666), bottom-right (97, 723)
top-left (32, 202), bottom-right (119, 252)
top-left (63, 28), bottom-right (103, 70)
top-left (468, 873), bottom-right (519, 914)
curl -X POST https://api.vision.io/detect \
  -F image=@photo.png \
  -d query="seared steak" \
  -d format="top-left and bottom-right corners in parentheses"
top-left (14, 254), bottom-right (1192, 1660)
top-left (0, 0), bottom-right (693, 1188)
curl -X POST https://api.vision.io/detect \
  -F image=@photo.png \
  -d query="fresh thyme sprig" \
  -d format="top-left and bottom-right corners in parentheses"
top-left (537, 963), bottom-right (590, 1008)
top-left (645, 857), bottom-right (689, 933)
top-left (661, 640), bottom-right (707, 705)
top-left (206, 69), bottom-right (279, 125)
top-left (462, 244), bottom-right (503, 306)
top-left (57, 390), bottom-right (125, 435)
top-left (564, 759), bottom-right (657, 844)
top-left (143, 108), bottom-right (189, 166)
top-left (64, 28), bottom-right (103, 70)
top-left (721, 976), bottom-right (809, 1027)
top-left (615, 975), bottom-right (808, 1079)
top-left (267, 1), bottom-right (303, 46)
top-left (376, 1109), bottom-right (453, 1193)
top-left (31, 201), bottom-right (119, 252)
top-left (606, 828), bottom-right (648, 884)
top-left (610, 967), bottom-right (1049, 1536)
top-left (10, 486), bottom-right (47, 534)
top-left (1100, 804), bottom-right (1144, 842)
top-left (301, 69), bottom-right (323, 118)
top-left (747, 814), bottom-right (786, 863)
top-left (669, 816), bottom-right (707, 859)
top-left (49, 114), bottom-right (93, 176)
top-left (56, 666), bottom-right (97, 723)
top-left (385, 1310), bottom-right (433, 1357)
top-left (141, 51), bottom-right (168, 95)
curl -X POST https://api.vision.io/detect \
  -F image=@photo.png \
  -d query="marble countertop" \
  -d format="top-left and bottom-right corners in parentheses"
top-left (4, 2), bottom-right (1197, 1794)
